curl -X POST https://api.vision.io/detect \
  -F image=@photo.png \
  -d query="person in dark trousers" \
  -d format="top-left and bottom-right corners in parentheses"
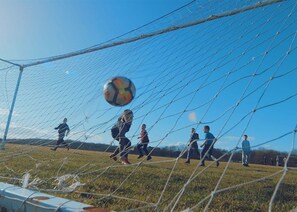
top-left (137, 124), bottom-right (152, 160)
top-left (200, 125), bottom-right (219, 167)
top-left (185, 128), bottom-right (200, 164)
top-left (109, 110), bottom-right (133, 165)
top-left (51, 118), bottom-right (70, 151)
top-left (110, 117), bottom-right (122, 161)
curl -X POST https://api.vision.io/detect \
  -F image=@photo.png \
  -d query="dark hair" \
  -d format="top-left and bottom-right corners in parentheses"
top-left (123, 109), bottom-right (133, 115)
top-left (204, 125), bottom-right (210, 131)
top-left (244, 134), bottom-right (248, 138)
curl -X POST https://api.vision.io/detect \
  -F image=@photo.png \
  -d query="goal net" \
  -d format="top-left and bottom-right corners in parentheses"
top-left (0, 0), bottom-right (296, 211)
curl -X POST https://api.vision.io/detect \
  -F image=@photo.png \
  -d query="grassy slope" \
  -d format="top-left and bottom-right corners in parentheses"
top-left (0, 144), bottom-right (296, 211)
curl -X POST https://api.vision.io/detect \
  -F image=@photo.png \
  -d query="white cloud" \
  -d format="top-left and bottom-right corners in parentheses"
top-left (0, 108), bottom-right (9, 116)
top-left (0, 108), bottom-right (18, 116)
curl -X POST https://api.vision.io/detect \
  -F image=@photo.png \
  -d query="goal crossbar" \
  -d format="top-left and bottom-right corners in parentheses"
top-left (20, 0), bottom-right (284, 69)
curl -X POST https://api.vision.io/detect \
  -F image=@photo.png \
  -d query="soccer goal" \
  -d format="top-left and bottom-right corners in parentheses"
top-left (0, 0), bottom-right (296, 211)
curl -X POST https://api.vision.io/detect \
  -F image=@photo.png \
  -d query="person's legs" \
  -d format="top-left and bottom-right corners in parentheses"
top-left (51, 138), bottom-right (63, 151)
top-left (110, 128), bottom-right (120, 161)
top-left (142, 144), bottom-right (152, 160)
top-left (119, 137), bottom-right (131, 164)
top-left (111, 128), bottom-right (119, 141)
top-left (208, 147), bottom-right (219, 167)
top-left (200, 146), bottom-right (208, 166)
top-left (186, 147), bottom-right (193, 163)
top-left (194, 145), bottom-right (200, 160)
top-left (109, 147), bottom-right (119, 161)
top-left (59, 140), bottom-right (69, 150)
top-left (143, 144), bottom-right (149, 155)
top-left (242, 151), bottom-right (247, 165)
top-left (247, 152), bottom-right (250, 165)
top-left (137, 143), bottom-right (144, 158)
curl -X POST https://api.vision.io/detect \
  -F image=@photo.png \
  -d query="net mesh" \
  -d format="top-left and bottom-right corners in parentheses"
top-left (0, 0), bottom-right (297, 211)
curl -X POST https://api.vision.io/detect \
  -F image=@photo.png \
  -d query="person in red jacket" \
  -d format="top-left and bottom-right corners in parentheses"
top-left (137, 124), bottom-right (152, 160)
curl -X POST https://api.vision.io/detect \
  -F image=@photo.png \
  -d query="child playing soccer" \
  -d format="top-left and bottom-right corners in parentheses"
top-left (110, 110), bottom-right (133, 164)
top-left (185, 128), bottom-right (199, 164)
top-left (200, 125), bottom-right (219, 167)
top-left (51, 118), bottom-right (70, 151)
top-left (137, 124), bottom-right (152, 160)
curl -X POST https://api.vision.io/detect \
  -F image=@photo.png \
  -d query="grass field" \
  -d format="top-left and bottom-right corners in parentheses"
top-left (0, 144), bottom-right (296, 211)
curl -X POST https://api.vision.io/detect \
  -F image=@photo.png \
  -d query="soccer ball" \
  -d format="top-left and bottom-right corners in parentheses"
top-left (103, 76), bottom-right (136, 106)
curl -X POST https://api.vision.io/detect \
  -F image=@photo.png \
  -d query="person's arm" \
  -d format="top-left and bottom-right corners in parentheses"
top-left (137, 131), bottom-right (142, 139)
top-left (200, 140), bottom-right (206, 147)
top-left (201, 133), bottom-right (208, 147)
top-left (54, 124), bottom-right (61, 130)
top-left (66, 126), bottom-right (70, 136)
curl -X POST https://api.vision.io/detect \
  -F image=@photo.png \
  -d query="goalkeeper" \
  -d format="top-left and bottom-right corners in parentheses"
top-left (110, 110), bottom-right (134, 165)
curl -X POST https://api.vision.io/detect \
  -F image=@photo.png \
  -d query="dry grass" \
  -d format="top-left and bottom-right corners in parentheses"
top-left (0, 144), bottom-right (296, 211)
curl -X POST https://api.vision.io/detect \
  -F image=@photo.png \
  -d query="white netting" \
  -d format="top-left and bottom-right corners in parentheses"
top-left (0, 0), bottom-right (297, 211)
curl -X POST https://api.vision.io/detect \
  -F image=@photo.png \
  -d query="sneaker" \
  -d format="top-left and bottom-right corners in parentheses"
top-left (199, 163), bottom-right (205, 167)
top-left (50, 147), bottom-right (56, 151)
top-left (121, 158), bottom-right (131, 165)
top-left (147, 156), bottom-right (152, 161)
top-left (216, 161), bottom-right (220, 167)
top-left (137, 155), bottom-right (144, 159)
top-left (109, 154), bottom-right (117, 161)
top-left (185, 160), bottom-right (190, 164)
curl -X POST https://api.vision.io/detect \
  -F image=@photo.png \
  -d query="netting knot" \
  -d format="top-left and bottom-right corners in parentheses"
top-left (211, 191), bottom-right (216, 197)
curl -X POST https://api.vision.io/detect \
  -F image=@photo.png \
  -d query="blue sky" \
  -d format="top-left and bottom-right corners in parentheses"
top-left (0, 0), bottom-right (297, 153)
top-left (0, 0), bottom-right (189, 59)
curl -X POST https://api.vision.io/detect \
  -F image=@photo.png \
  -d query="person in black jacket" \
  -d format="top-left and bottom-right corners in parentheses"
top-left (109, 110), bottom-right (133, 165)
top-left (185, 128), bottom-right (200, 164)
top-left (51, 118), bottom-right (70, 151)
top-left (137, 124), bottom-right (152, 160)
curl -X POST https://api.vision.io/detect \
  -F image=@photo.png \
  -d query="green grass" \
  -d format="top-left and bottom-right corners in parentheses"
top-left (0, 144), bottom-right (296, 211)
